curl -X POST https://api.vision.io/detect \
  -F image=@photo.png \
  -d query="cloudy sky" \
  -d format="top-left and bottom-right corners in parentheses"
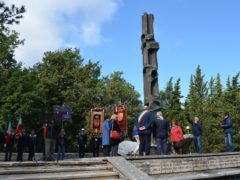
top-left (5, 0), bottom-right (240, 100)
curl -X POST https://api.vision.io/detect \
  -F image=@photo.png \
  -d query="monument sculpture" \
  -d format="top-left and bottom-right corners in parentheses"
top-left (141, 13), bottom-right (161, 111)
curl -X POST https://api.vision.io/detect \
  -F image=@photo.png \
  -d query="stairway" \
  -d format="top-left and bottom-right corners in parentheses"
top-left (0, 158), bottom-right (126, 180)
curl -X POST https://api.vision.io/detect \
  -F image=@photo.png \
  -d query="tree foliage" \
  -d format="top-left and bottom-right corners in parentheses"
top-left (161, 65), bottom-right (240, 153)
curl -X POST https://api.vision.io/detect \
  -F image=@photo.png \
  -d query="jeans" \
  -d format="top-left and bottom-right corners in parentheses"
top-left (194, 135), bottom-right (202, 154)
top-left (139, 134), bottom-right (151, 156)
top-left (57, 144), bottom-right (65, 160)
top-left (45, 138), bottom-right (56, 160)
top-left (225, 133), bottom-right (234, 152)
top-left (156, 138), bottom-right (168, 155)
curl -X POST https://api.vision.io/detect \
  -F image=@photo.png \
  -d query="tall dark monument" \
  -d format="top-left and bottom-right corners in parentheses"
top-left (141, 13), bottom-right (161, 111)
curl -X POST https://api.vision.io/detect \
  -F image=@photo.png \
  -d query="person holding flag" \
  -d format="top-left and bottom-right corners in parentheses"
top-left (15, 113), bottom-right (27, 161)
top-left (4, 120), bottom-right (15, 161)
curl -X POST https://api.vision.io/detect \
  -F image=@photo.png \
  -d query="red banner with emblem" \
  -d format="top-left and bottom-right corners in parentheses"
top-left (113, 103), bottom-right (127, 134)
top-left (89, 108), bottom-right (104, 135)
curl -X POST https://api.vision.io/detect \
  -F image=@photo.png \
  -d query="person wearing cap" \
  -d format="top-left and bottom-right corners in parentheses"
top-left (77, 128), bottom-right (87, 158)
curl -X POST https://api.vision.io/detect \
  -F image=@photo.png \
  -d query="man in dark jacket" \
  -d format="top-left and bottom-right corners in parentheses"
top-left (153, 111), bottom-right (169, 155)
top-left (45, 119), bottom-right (59, 161)
top-left (91, 129), bottom-right (101, 157)
top-left (135, 105), bottom-right (153, 156)
top-left (221, 112), bottom-right (234, 152)
top-left (187, 116), bottom-right (202, 154)
top-left (16, 129), bottom-right (27, 161)
top-left (28, 130), bottom-right (37, 161)
top-left (77, 128), bottom-right (87, 158)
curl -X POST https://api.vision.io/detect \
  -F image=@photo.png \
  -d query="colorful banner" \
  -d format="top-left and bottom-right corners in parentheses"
top-left (113, 103), bottom-right (127, 134)
top-left (89, 108), bottom-right (104, 135)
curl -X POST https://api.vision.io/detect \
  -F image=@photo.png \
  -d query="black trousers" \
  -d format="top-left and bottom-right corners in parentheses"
top-left (93, 147), bottom-right (99, 157)
top-left (28, 146), bottom-right (35, 160)
top-left (17, 145), bottom-right (24, 161)
top-left (103, 145), bottom-right (111, 157)
top-left (139, 134), bottom-right (151, 156)
top-left (5, 145), bottom-right (13, 161)
top-left (79, 146), bottom-right (85, 158)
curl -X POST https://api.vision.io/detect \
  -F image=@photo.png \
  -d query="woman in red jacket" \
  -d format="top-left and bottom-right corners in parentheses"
top-left (170, 121), bottom-right (184, 154)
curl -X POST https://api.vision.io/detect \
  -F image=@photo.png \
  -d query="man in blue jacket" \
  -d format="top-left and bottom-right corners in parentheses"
top-left (102, 116), bottom-right (111, 156)
top-left (187, 116), bottom-right (202, 154)
top-left (135, 104), bottom-right (153, 156)
top-left (221, 112), bottom-right (234, 152)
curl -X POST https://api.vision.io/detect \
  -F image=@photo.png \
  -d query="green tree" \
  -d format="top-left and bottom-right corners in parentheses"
top-left (0, 2), bottom-right (25, 26)
top-left (204, 74), bottom-right (225, 152)
top-left (185, 65), bottom-right (208, 117)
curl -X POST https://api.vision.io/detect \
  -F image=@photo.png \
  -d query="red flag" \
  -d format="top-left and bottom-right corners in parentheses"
top-left (43, 123), bottom-right (47, 139)
top-left (15, 113), bottom-right (23, 139)
top-left (4, 121), bottom-right (11, 145)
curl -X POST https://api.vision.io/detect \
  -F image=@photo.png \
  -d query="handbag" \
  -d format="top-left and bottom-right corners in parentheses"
top-left (110, 121), bottom-right (120, 140)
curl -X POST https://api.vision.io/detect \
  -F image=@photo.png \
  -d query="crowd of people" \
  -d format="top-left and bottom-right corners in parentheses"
top-left (135, 104), bottom-right (235, 156)
top-left (0, 129), bottom-right (37, 161)
top-left (0, 106), bottom-right (235, 161)
top-left (0, 114), bottom-right (121, 161)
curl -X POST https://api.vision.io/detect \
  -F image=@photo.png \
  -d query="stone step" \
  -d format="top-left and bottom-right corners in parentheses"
top-left (0, 153), bottom-right (100, 160)
top-left (0, 159), bottom-right (107, 167)
top-left (0, 165), bottom-right (113, 175)
top-left (0, 170), bottom-right (120, 180)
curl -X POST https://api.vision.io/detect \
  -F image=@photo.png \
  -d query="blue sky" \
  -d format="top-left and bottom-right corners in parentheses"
top-left (81, 0), bottom-right (240, 100)
top-left (7, 0), bottom-right (240, 101)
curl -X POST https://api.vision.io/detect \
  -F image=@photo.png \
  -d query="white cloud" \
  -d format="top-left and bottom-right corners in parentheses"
top-left (5, 0), bottom-right (120, 66)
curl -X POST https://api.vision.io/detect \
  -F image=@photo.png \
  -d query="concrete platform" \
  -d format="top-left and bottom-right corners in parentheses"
top-left (1, 152), bottom-right (240, 179)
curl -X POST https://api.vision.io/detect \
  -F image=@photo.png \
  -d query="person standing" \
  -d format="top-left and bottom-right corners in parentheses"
top-left (28, 130), bottom-right (37, 161)
top-left (153, 111), bottom-right (169, 155)
top-left (132, 125), bottom-right (140, 155)
top-left (0, 129), bottom-right (4, 148)
top-left (77, 128), bottom-right (87, 158)
top-left (170, 121), bottom-right (184, 154)
top-left (221, 112), bottom-right (234, 152)
top-left (91, 129), bottom-right (101, 157)
top-left (102, 115), bottom-right (111, 157)
top-left (110, 115), bottom-right (121, 156)
top-left (187, 116), bottom-right (202, 154)
top-left (16, 129), bottom-right (27, 161)
top-left (57, 129), bottom-right (67, 160)
top-left (4, 129), bottom-right (15, 161)
top-left (135, 104), bottom-right (153, 156)
top-left (45, 119), bottom-right (59, 161)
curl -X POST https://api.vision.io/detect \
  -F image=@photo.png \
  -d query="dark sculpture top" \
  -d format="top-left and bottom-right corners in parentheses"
top-left (141, 13), bottom-right (161, 111)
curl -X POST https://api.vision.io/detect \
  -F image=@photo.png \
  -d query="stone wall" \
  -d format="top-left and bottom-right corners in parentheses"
top-left (128, 152), bottom-right (240, 176)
